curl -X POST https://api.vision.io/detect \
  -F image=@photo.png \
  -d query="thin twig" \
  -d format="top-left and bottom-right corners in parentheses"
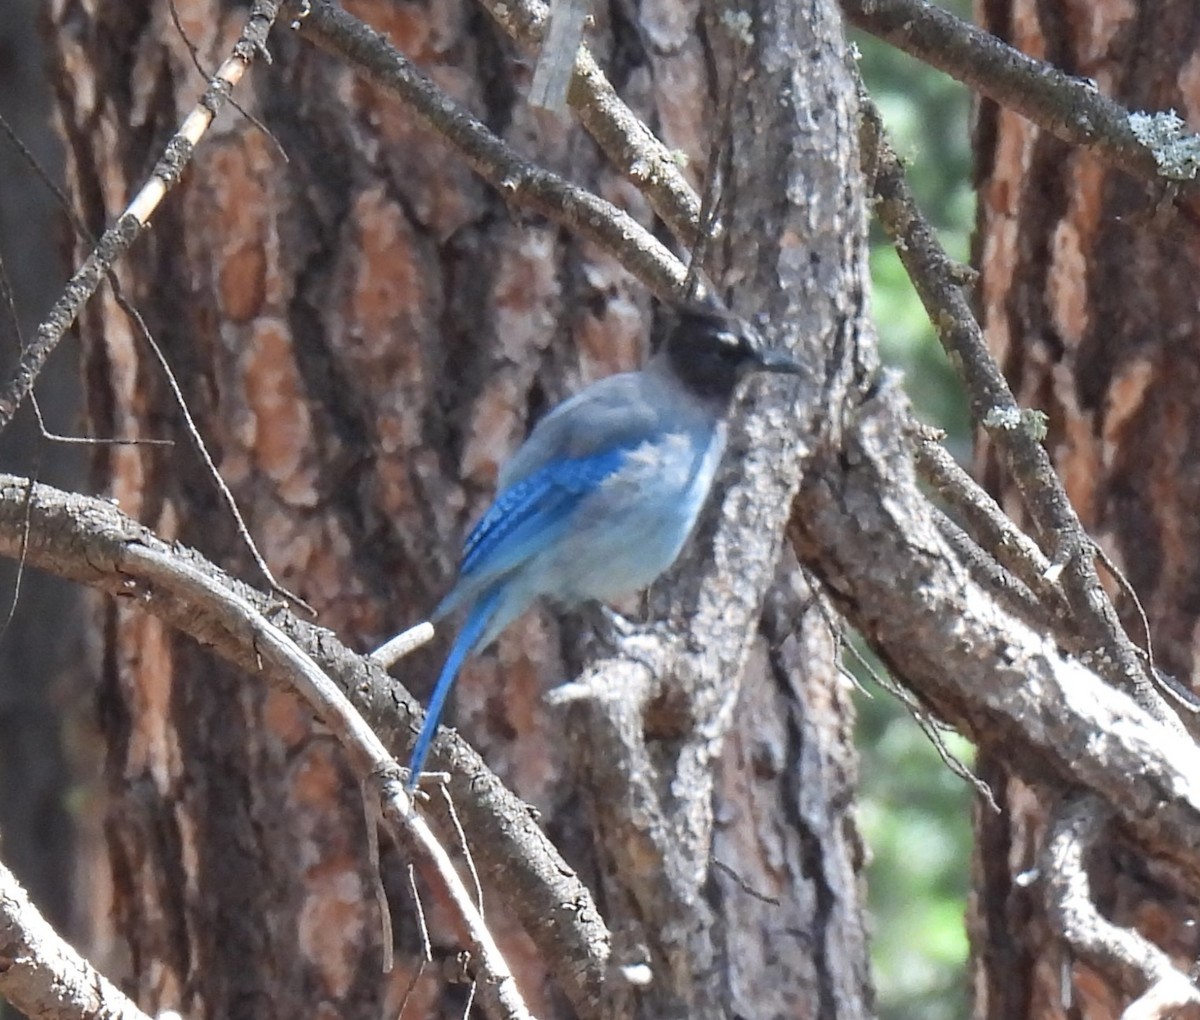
top-left (396, 863), bottom-right (431, 1019)
top-left (0, 206), bottom-right (170, 450)
top-left (0, 472), bottom-right (36, 648)
top-left (296, 0), bottom-right (688, 299)
top-left (1090, 541), bottom-right (1155, 676)
top-left (913, 705), bottom-right (997, 813)
top-left (710, 858), bottom-right (780, 906)
top-left (361, 781), bottom-right (394, 973)
top-left (810, 587), bottom-right (997, 809)
top-left (0, 0), bottom-right (285, 435)
top-left (683, 60), bottom-right (737, 300)
top-left (440, 786), bottom-right (485, 915)
top-left (110, 292), bottom-right (311, 612)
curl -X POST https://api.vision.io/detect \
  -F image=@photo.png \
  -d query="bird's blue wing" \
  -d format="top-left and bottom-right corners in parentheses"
top-left (435, 445), bottom-right (630, 618)
top-left (416, 447), bottom-right (632, 786)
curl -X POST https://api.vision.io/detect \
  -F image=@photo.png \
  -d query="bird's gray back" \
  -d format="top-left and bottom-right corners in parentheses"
top-left (497, 366), bottom-right (703, 490)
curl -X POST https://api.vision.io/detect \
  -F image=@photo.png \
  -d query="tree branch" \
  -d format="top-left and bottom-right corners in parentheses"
top-left (842, 0), bottom-right (1200, 213)
top-left (0, 475), bottom-right (609, 1018)
top-left (1042, 791), bottom-right (1200, 1019)
top-left (0, 859), bottom-right (152, 1020)
top-left (913, 428), bottom-right (1069, 617)
top-left (789, 379), bottom-right (1200, 891)
top-left (859, 86), bottom-right (1179, 726)
top-left (114, 549), bottom-right (533, 1020)
top-left (294, 0), bottom-right (688, 300)
top-left (0, 0), bottom-right (285, 435)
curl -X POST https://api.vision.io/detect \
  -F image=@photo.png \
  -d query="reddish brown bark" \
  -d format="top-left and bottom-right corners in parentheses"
top-left (43, 0), bottom-right (872, 1017)
top-left (974, 0), bottom-right (1200, 1015)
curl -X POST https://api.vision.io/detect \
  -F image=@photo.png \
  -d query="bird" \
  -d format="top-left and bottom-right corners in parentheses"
top-left (406, 301), bottom-right (803, 788)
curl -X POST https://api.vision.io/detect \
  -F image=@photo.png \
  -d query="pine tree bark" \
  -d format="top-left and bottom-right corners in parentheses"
top-left (44, 0), bottom-right (873, 1017)
top-left (974, 0), bottom-right (1200, 1015)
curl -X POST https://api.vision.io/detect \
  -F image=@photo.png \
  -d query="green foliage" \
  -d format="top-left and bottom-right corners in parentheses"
top-left (853, 5), bottom-right (978, 1018)
top-left (856, 662), bottom-right (974, 1020)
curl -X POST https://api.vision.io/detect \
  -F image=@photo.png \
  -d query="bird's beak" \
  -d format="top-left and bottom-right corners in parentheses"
top-left (753, 346), bottom-right (805, 376)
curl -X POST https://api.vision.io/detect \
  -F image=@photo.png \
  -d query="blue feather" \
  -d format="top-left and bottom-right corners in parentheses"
top-left (435, 446), bottom-right (632, 619)
top-left (407, 582), bottom-right (506, 788)
top-left (461, 448), bottom-right (629, 575)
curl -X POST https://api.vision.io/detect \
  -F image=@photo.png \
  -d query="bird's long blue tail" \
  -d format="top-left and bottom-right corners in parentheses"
top-left (406, 583), bottom-right (505, 790)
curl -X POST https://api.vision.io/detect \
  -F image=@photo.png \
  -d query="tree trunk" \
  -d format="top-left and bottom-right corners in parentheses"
top-left (44, 0), bottom-right (873, 1017)
top-left (973, 0), bottom-right (1200, 1014)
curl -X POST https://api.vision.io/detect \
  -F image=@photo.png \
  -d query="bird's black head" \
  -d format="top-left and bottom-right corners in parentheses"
top-left (661, 303), bottom-right (803, 404)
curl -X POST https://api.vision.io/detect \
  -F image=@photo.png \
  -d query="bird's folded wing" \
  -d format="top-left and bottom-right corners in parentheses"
top-left (435, 445), bottom-right (630, 618)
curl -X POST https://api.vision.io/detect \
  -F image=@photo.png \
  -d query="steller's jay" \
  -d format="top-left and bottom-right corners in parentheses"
top-left (407, 302), bottom-right (802, 787)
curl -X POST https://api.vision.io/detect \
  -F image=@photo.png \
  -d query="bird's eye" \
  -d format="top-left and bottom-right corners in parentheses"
top-left (712, 331), bottom-right (743, 359)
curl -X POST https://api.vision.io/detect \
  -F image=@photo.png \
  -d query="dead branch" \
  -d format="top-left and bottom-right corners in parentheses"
top-left (913, 429), bottom-right (1069, 617)
top-left (928, 502), bottom-right (1048, 628)
top-left (788, 376), bottom-right (1200, 889)
top-left (0, 474), bottom-right (610, 1017)
top-left (859, 85), bottom-right (1179, 728)
top-left (294, 0), bottom-right (688, 300)
top-left (1042, 791), bottom-right (1200, 1019)
top-left (0, 0), bottom-right (284, 436)
top-left (842, 0), bottom-right (1200, 212)
top-left (108, 545), bottom-right (535, 1020)
top-left (0, 859), bottom-right (153, 1020)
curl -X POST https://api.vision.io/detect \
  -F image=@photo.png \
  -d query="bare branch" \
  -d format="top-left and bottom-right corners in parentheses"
top-left (0, 474), bottom-right (610, 1016)
top-left (913, 429), bottom-right (1069, 617)
top-left (120, 546), bottom-right (533, 1020)
top-left (1042, 791), bottom-right (1200, 1019)
top-left (789, 378), bottom-right (1200, 892)
top-left (0, 0), bottom-right (285, 435)
top-left (295, 0), bottom-right (688, 300)
top-left (858, 86), bottom-right (1177, 727)
top-left (0, 859), bottom-right (153, 1020)
top-left (477, 0), bottom-right (703, 244)
top-left (842, 0), bottom-right (1200, 212)
top-left (929, 503), bottom-right (1048, 631)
